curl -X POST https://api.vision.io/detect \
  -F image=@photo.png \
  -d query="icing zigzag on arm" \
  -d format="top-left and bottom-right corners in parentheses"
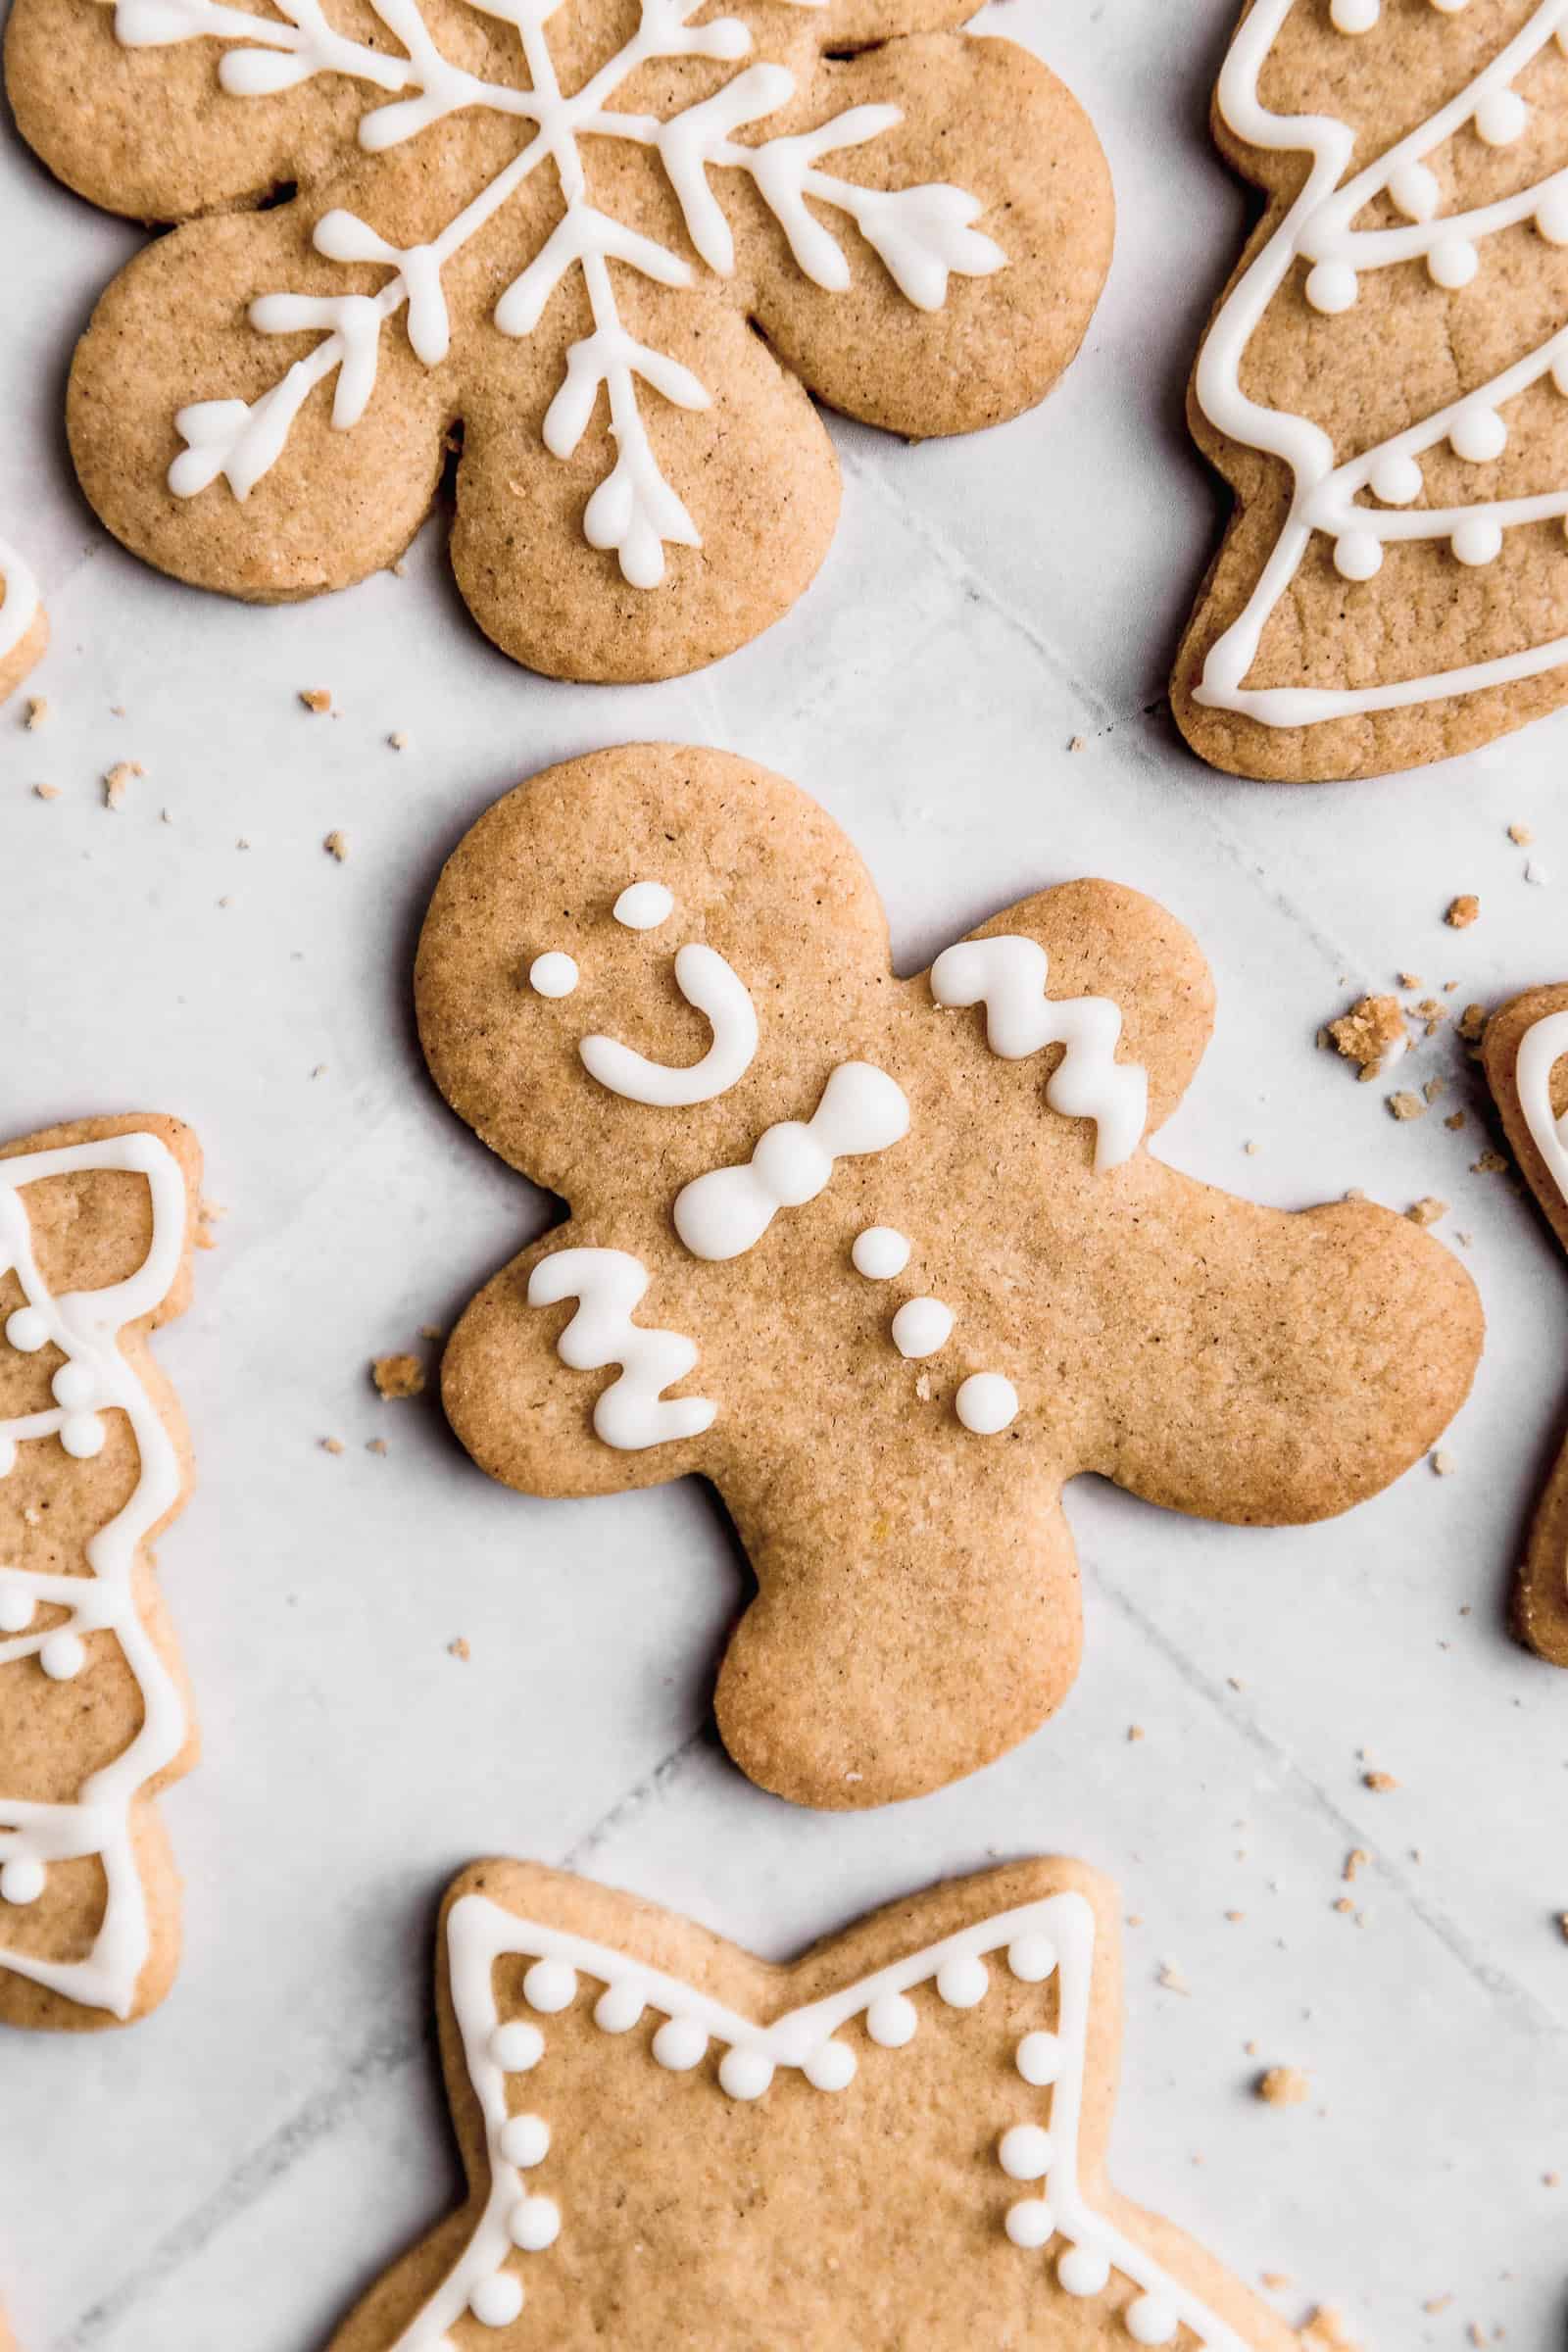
top-left (526, 1247), bottom-right (716, 1449)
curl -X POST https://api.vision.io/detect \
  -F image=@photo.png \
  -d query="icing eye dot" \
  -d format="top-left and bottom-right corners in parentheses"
top-left (0, 1855), bottom-right (45, 1906)
top-left (593, 1979), bottom-right (646, 2033)
top-left (529, 952), bottom-right (579, 999)
top-left (40, 1631), bottom-right (87, 1682)
top-left (804, 2038), bottom-right (857, 2091)
top-left (851, 1226), bottom-right (911, 1281)
top-left (1329, 0), bottom-right (1379, 30)
top-left (5, 1307), bottom-right (47, 1353)
top-left (1331, 530), bottom-right (1383, 583)
top-left (508, 2194), bottom-right (561, 2252)
top-left (1127, 2294), bottom-right (1180, 2345)
top-left (499, 2113), bottom-right (551, 2168)
top-left (652, 2016), bottom-right (708, 2071)
top-left (1388, 159), bottom-right (1440, 221)
top-left (468, 2271), bottom-right (524, 2328)
top-left (1370, 451), bottom-right (1423, 506)
top-left (490, 2021), bottom-right (545, 2072)
top-left (866, 1991), bottom-right (917, 2047)
top-left (956, 1373), bottom-right (1020, 1435)
top-left (523, 1957), bottom-right (577, 2013)
top-left (51, 1360), bottom-right (97, 1412)
top-left (1004, 2198), bottom-right (1054, 2249)
top-left (1016, 2030), bottom-right (1063, 2086)
top-left (999, 2124), bottom-right (1054, 2180)
top-left (717, 2046), bottom-right (775, 2100)
top-left (1428, 236), bottom-right (1479, 289)
top-left (1451, 516), bottom-right (1503, 566)
top-left (936, 1952), bottom-right (989, 2008)
top-left (612, 881), bottom-right (674, 930)
top-left (0, 1585), bottom-right (34, 1636)
top-left (1537, 185), bottom-right (1568, 244)
top-left (1475, 85), bottom-right (1526, 146)
top-left (1057, 2243), bottom-right (1112, 2297)
top-left (891, 1298), bottom-right (953, 1360)
top-left (1449, 406), bottom-right (1507, 465)
top-left (61, 1414), bottom-right (107, 1460)
top-left (1303, 259), bottom-right (1357, 315)
top-left (1006, 1936), bottom-right (1056, 1984)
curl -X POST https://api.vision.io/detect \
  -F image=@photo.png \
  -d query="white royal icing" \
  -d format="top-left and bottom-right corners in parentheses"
top-left (851, 1225), bottom-right (910, 1280)
top-left (672, 1061), bottom-right (910, 1260)
top-left (0, 1132), bottom-right (190, 2018)
top-left (528, 952), bottom-right (579, 999)
top-left (1194, 0), bottom-right (1568, 729)
top-left (890, 1295), bottom-right (953, 1359)
top-left (527, 1246), bottom-right (715, 1449)
top-left (1515, 1005), bottom-right (1568, 1205)
top-left (0, 535), bottom-right (41, 666)
top-left (124, 0), bottom-right (1005, 589)
top-left (387, 1887), bottom-right (1250, 2350)
top-left (955, 1371), bottom-right (1018, 1435)
top-left (580, 944), bottom-right (757, 1107)
top-left (612, 881), bottom-right (674, 931)
top-left (930, 936), bottom-right (1148, 1174)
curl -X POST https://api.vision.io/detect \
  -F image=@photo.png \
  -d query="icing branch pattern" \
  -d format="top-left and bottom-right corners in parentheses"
top-left (0, 534), bottom-right (40, 665)
top-left (1195, 0), bottom-right (1568, 726)
top-left (386, 1888), bottom-right (1248, 2348)
top-left (0, 1134), bottom-right (189, 2019)
top-left (123, 0), bottom-right (1005, 588)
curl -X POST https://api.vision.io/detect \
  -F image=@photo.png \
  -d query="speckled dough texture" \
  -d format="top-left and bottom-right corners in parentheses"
top-left (327, 1856), bottom-right (1299, 2352)
top-left (0, 1113), bottom-right (201, 2033)
top-left (418, 743), bottom-right (1485, 1810)
top-left (1484, 983), bottom-right (1568, 1666)
top-left (1174, 0), bottom-right (1568, 782)
top-left (6, 0), bottom-right (1112, 683)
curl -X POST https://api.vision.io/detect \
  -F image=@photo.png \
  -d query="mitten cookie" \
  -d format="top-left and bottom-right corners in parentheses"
top-left (0, 1114), bottom-right (202, 2030)
top-left (417, 743), bottom-right (1484, 1809)
top-left (7, 0), bottom-right (1112, 684)
top-left (0, 537), bottom-right (46, 708)
top-left (328, 1856), bottom-right (1298, 2352)
top-left (1175, 0), bottom-right (1568, 782)
top-left (1484, 985), bottom-right (1568, 1666)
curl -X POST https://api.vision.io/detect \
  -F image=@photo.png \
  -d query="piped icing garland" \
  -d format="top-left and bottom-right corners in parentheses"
top-left (1194, 0), bottom-right (1568, 728)
top-left (1516, 1004), bottom-right (1568, 1201)
top-left (388, 1888), bottom-right (1248, 2351)
top-left (0, 1132), bottom-right (190, 2019)
top-left (114, 0), bottom-right (1005, 591)
top-left (521, 881), bottom-right (1144, 1451)
top-left (0, 535), bottom-right (40, 666)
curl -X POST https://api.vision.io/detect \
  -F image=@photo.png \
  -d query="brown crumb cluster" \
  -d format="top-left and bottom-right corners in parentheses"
top-left (1255, 2065), bottom-right (1309, 2107)
top-left (371, 1352), bottom-right (426, 1400)
top-left (1388, 1090), bottom-right (1426, 1122)
top-left (103, 759), bottom-right (144, 809)
top-left (1445, 894), bottom-right (1480, 930)
top-left (1363, 1769), bottom-right (1398, 1792)
top-left (1456, 1003), bottom-right (1488, 1044)
top-left (1328, 994), bottom-right (1405, 1080)
top-left (323, 829), bottom-right (349, 862)
top-left (300, 687), bottom-right (332, 714)
top-left (1406, 1197), bottom-right (1446, 1227)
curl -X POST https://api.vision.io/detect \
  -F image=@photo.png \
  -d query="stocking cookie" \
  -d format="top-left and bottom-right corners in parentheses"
top-left (328, 1856), bottom-right (1297, 2352)
top-left (417, 744), bottom-right (1484, 1809)
top-left (1175, 0), bottom-right (1568, 782)
top-left (1484, 985), bottom-right (1568, 1665)
top-left (0, 1114), bottom-right (202, 2030)
top-left (8, 0), bottom-right (1111, 684)
top-left (0, 537), bottom-right (47, 708)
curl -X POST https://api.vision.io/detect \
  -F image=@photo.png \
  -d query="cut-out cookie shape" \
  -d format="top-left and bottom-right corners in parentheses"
top-left (7, 0), bottom-right (1111, 683)
top-left (0, 1114), bottom-right (202, 2029)
top-left (1175, 0), bottom-right (1568, 781)
top-left (417, 744), bottom-right (1484, 1808)
top-left (0, 537), bottom-right (47, 708)
top-left (1484, 985), bottom-right (1568, 1665)
top-left (327, 1857), bottom-right (1298, 2352)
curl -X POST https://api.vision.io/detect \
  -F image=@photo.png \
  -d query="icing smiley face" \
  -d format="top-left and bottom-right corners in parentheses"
top-left (417, 744), bottom-right (1482, 1809)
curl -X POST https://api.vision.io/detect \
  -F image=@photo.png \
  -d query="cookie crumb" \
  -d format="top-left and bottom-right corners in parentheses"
top-left (1445, 1111), bottom-right (1466, 1132)
top-left (1068, 734), bottom-right (1086, 753)
top-left (323, 829), bottom-right (349, 861)
top-left (1445, 894), bottom-right (1480, 929)
top-left (32, 782), bottom-right (59, 801)
top-left (1301, 2308), bottom-right (1362, 2352)
top-left (1471, 1149), bottom-right (1508, 1175)
top-left (24, 695), bottom-right (48, 730)
top-left (390, 558), bottom-right (408, 577)
top-left (311, 1062), bottom-right (328, 1079)
top-left (1396, 970), bottom-right (1422, 990)
top-left (1254, 2065), bottom-right (1309, 2106)
top-left (1363, 1769), bottom-right (1398, 1791)
top-left (300, 687), bottom-right (332, 714)
top-left (371, 1352), bottom-right (425, 1400)
top-left (1422, 1076), bottom-right (1446, 1103)
top-left (1157, 1960), bottom-right (1190, 1995)
top-left (1508, 821), bottom-right (1534, 846)
top-left (102, 760), bottom-right (143, 809)
top-left (367, 1437), bottom-right (389, 1456)
top-left (418, 1323), bottom-right (445, 1343)
top-left (1406, 1197), bottom-right (1446, 1227)
top-left (320, 1436), bottom-right (345, 1456)
top-left (1558, 1913), bottom-right (1568, 1943)
top-left (448, 1636), bottom-right (470, 1661)
top-left (1388, 1089), bottom-right (1427, 1122)
top-left (1344, 1847), bottom-right (1368, 1882)
top-left (389, 730), bottom-right (410, 751)
top-left (1431, 1449), bottom-right (1456, 1476)
top-left (1127, 1723), bottom-right (1146, 1742)
top-left (1259, 2272), bottom-right (1293, 2293)
top-left (1456, 1003), bottom-right (1488, 1044)
top-left (1328, 994), bottom-right (1405, 1079)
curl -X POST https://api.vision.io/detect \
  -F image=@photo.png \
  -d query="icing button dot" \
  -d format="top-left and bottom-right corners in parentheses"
top-left (1388, 159), bottom-right (1440, 221)
top-left (891, 1298), bottom-right (953, 1360)
top-left (955, 1373), bottom-right (1019, 1435)
top-left (1428, 236), bottom-right (1479, 289)
top-left (61, 1415), bottom-right (106, 1460)
top-left (0, 1586), bottom-right (34, 1635)
top-left (499, 2113), bottom-right (551, 2168)
top-left (1329, 0), bottom-right (1379, 29)
top-left (717, 2046), bottom-right (775, 2100)
top-left (522, 1957), bottom-right (577, 2014)
top-left (804, 2038), bottom-right (857, 2091)
top-left (1057, 2243), bottom-right (1112, 2297)
top-left (508, 2194), bottom-right (561, 2252)
top-left (5, 1307), bottom-right (47, 1353)
top-left (936, 1951), bottom-right (989, 2007)
top-left (1004, 2198), bottom-right (1054, 2250)
top-left (865, 1991), bottom-right (917, 2048)
top-left (999, 2124), bottom-right (1054, 2180)
top-left (51, 1360), bottom-right (97, 1411)
top-left (1451, 517), bottom-right (1503, 566)
top-left (0, 1855), bottom-right (45, 1906)
top-left (529, 952), bottom-right (579, 999)
top-left (1006, 1936), bottom-right (1056, 1984)
top-left (1332, 530), bottom-right (1383, 583)
top-left (1369, 451), bottom-right (1423, 506)
top-left (652, 2015), bottom-right (708, 2071)
top-left (593, 1979), bottom-right (646, 2033)
top-left (612, 881), bottom-right (674, 930)
top-left (40, 1631), bottom-right (86, 1682)
top-left (1303, 259), bottom-right (1357, 314)
top-left (1016, 2030), bottom-right (1063, 2086)
top-left (851, 1226), bottom-right (910, 1281)
top-left (490, 2021), bottom-right (545, 2072)
top-left (1475, 85), bottom-right (1526, 146)
top-left (1127, 2293), bottom-right (1180, 2345)
top-left (468, 2271), bottom-right (524, 2328)
top-left (1449, 407), bottom-right (1506, 465)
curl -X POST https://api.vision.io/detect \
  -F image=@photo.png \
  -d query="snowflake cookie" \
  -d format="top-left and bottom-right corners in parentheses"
top-left (1484, 984), bottom-right (1568, 1665)
top-left (1175, 0), bottom-right (1568, 781)
top-left (7, 0), bottom-right (1111, 682)
top-left (0, 1114), bottom-right (202, 2030)
top-left (416, 743), bottom-right (1484, 1809)
top-left (326, 1857), bottom-right (1299, 2352)
top-left (0, 537), bottom-right (47, 709)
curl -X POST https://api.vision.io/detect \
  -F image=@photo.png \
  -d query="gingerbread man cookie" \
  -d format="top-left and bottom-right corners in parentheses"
top-left (0, 537), bottom-right (47, 709)
top-left (7, 0), bottom-right (1111, 682)
top-left (417, 744), bottom-right (1484, 1809)
top-left (327, 1856), bottom-right (1298, 2352)
top-left (1175, 0), bottom-right (1568, 781)
top-left (1484, 985), bottom-right (1568, 1665)
top-left (0, 1114), bottom-right (202, 2030)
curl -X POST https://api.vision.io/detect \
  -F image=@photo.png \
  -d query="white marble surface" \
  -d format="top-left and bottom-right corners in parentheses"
top-left (2, 2), bottom-right (1567, 2344)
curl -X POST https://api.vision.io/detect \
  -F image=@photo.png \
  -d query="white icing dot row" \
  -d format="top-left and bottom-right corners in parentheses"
top-left (852, 1232), bottom-right (1020, 1436)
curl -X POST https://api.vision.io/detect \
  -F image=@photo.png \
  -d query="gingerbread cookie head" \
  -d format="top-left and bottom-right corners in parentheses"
top-left (0, 537), bottom-right (47, 710)
top-left (327, 1856), bottom-right (1298, 2352)
top-left (7, 0), bottom-right (1111, 684)
top-left (0, 1114), bottom-right (202, 2030)
top-left (417, 744), bottom-right (1483, 1809)
top-left (1175, 0), bottom-right (1568, 781)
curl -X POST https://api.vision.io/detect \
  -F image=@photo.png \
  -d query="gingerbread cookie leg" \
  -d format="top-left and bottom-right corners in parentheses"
top-left (0, 537), bottom-right (46, 709)
top-left (0, 1115), bottom-right (202, 2030)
